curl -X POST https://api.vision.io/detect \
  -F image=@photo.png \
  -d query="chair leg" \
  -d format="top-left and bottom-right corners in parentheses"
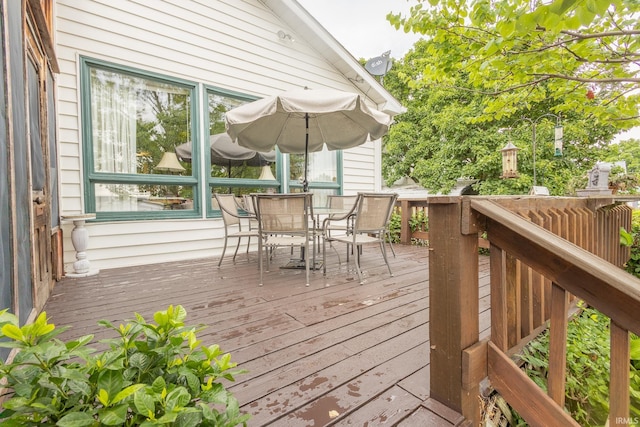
top-left (305, 242), bottom-right (310, 287)
top-left (218, 235), bottom-right (229, 267)
top-left (386, 230), bottom-right (396, 257)
top-left (232, 237), bottom-right (242, 262)
top-left (311, 236), bottom-right (316, 272)
top-left (266, 243), bottom-right (271, 272)
top-left (322, 237), bottom-right (327, 276)
top-left (354, 243), bottom-right (364, 284)
top-left (258, 239), bottom-right (264, 286)
top-left (379, 240), bottom-right (393, 277)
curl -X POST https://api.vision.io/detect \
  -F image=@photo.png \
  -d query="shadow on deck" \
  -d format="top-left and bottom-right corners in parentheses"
top-left (43, 244), bottom-right (490, 426)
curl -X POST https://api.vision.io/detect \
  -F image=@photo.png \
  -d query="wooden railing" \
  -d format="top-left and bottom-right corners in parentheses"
top-left (399, 196), bottom-right (639, 426)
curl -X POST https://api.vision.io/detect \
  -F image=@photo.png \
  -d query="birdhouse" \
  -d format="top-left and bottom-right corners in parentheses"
top-left (500, 142), bottom-right (519, 179)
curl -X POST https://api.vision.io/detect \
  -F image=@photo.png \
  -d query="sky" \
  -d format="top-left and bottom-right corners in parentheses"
top-left (296, 0), bottom-right (422, 60)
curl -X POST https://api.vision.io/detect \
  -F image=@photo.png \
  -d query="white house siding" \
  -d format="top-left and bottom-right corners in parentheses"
top-left (56, 0), bottom-right (383, 271)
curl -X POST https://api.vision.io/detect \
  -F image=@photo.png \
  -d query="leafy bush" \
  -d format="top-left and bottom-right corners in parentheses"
top-left (0, 305), bottom-right (249, 427)
top-left (408, 209), bottom-right (428, 234)
top-left (387, 209), bottom-right (401, 243)
top-left (517, 304), bottom-right (640, 426)
top-left (387, 208), bottom-right (430, 246)
top-left (621, 209), bottom-right (640, 277)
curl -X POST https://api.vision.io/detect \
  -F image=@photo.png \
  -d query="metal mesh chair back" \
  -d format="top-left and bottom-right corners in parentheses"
top-left (215, 193), bottom-right (241, 226)
top-left (255, 193), bottom-right (310, 235)
top-left (328, 195), bottom-right (357, 211)
top-left (354, 193), bottom-right (397, 234)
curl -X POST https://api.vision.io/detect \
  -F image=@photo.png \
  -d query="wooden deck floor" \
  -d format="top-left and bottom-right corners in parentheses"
top-left (43, 243), bottom-right (490, 426)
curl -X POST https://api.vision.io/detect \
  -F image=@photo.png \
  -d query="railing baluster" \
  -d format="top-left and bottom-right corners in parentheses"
top-left (547, 283), bottom-right (568, 406)
top-left (610, 321), bottom-right (630, 423)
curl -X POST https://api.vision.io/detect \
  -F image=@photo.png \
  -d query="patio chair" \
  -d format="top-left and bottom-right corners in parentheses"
top-left (322, 193), bottom-right (398, 284)
top-left (254, 193), bottom-right (314, 286)
top-left (241, 194), bottom-right (259, 230)
top-left (324, 194), bottom-right (358, 239)
top-left (214, 193), bottom-right (260, 267)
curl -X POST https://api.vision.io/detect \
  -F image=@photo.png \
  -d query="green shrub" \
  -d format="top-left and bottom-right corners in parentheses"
top-left (0, 305), bottom-right (249, 427)
top-left (387, 209), bottom-right (401, 243)
top-left (622, 209), bottom-right (640, 277)
top-left (517, 304), bottom-right (640, 426)
top-left (387, 208), bottom-right (430, 246)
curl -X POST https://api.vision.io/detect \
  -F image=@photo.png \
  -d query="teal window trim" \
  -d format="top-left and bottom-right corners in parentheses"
top-left (79, 56), bottom-right (201, 221)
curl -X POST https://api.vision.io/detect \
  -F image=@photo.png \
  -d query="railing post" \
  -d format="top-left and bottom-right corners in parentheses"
top-left (400, 199), bottom-right (412, 244)
top-left (428, 196), bottom-right (480, 419)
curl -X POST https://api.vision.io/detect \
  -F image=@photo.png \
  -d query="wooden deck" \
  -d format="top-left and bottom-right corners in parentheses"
top-left (43, 244), bottom-right (490, 426)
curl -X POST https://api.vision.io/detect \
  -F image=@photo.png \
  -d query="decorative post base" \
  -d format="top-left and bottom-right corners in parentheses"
top-left (62, 214), bottom-right (100, 277)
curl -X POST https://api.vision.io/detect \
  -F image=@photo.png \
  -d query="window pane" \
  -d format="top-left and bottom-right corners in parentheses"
top-left (207, 92), bottom-right (274, 180)
top-left (289, 151), bottom-right (337, 182)
top-left (95, 183), bottom-right (194, 212)
top-left (90, 67), bottom-right (191, 176)
top-left (210, 186), bottom-right (274, 211)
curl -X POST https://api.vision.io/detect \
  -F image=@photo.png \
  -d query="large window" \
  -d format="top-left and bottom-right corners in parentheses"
top-left (81, 58), bottom-right (345, 220)
top-left (81, 58), bottom-right (198, 219)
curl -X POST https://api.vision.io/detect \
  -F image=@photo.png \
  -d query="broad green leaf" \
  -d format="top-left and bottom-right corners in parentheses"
top-left (165, 386), bottom-right (191, 412)
top-left (55, 411), bottom-right (96, 427)
top-left (621, 227), bottom-right (633, 246)
top-left (1, 397), bottom-right (30, 410)
top-left (98, 388), bottom-right (110, 406)
top-left (156, 412), bottom-right (179, 424)
top-left (112, 383), bottom-right (145, 404)
top-left (151, 376), bottom-right (166, 393)
top-left (172, 305), bottom-right (187, 323)
top-left (174, 411), bottom-right (203, 427)
top-left (0, 310), bottom-right (18, 327)
top-left (2, 324), bottom-right (24, 341)
top-left (200, 383), bottom-right (228, 405)
top-left (129, 352), bottom-right (150, 370)
top-left (65, 334), bottom-right (94, 351)
top-left (134, 390), bottom-right (156, 416)
top-left (576, 6), bottom-right (596, 26)
top-left (497, 20), bottom-right (515, 38)
top-left (631, 338), bottom-right (640, 361)
top-left (98, 404), bottom-right (128, 426)
top-left (97, 370), bottom-right (123, 403)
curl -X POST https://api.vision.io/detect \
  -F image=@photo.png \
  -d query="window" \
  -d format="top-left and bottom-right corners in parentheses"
top-left (288, 151), bottom-right (342, 206)
top-left (81, 58), bottom-right (199, 219)
top-left (206, 88), bottom-right (280, 216)
top-left (80, 58), bottom-right (345, 220)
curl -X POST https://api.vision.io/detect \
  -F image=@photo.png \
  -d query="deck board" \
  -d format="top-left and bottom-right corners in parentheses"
top-left (43, 244), bottom-right (489, 426)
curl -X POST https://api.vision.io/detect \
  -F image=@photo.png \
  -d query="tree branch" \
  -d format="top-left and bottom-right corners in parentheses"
top-left (560, 29), bottom-right (640, 39)
top-left (533, 74), bottom-right (640, 84)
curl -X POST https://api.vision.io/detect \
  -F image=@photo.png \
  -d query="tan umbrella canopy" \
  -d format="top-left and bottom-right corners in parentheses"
top-left (175, 133), bottom-right (275, 168)
top-left (225, 89), bottom-right (391, 191)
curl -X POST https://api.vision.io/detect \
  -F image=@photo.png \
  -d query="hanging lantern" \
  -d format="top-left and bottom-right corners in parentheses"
top-left (554, 125), bottom-right (564, 157)
top-left (500, 142), bottom-right (519, 178)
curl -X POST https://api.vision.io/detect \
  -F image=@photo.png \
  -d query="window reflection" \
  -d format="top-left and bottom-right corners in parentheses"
top-left (95, 183), bottom-right (194, 212)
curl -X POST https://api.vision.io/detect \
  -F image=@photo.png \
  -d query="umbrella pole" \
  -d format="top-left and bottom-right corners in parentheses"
top-left (304, 113), bottom-right (309, 193)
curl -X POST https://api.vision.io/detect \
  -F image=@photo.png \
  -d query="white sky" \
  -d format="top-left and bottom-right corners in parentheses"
top-left (296, 0), bottom-right (422, 60)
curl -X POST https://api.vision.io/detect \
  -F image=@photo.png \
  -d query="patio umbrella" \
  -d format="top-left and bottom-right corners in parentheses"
top-left (175, 133), bottom-right (275, 176)
top-left (224, 89), bottom-right (391, 191)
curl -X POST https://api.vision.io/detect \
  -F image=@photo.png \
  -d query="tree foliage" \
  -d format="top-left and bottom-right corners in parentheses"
top-left (388, 0), bottom-right (640, 127)
top-left (382, 39), bottom-right (619, 195)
